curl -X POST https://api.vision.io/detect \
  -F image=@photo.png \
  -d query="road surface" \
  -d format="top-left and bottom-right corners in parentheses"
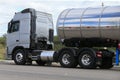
top-left (0, 61), bottom-right (120, 80)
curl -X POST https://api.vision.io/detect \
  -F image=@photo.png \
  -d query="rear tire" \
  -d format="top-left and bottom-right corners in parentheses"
top-left (99, 58), bottom-right (113, 69)
top-left (36, 60), bottom-right (46, 66)
top-left (59, 48), bottom-right (78, 68)
top-left (78, 50), bottom-right (96, 69)
top-left (13, 49), bottom-right (26, 65)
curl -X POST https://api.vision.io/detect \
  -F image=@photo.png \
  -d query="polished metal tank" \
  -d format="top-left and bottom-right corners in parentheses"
top-left (57, 6), bottom-right (120, 44)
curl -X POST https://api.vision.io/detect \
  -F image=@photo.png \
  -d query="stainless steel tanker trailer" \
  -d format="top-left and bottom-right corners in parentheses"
top-left (6, 6), bottom-right (120, 69)
top-left (57, 6), bottom-right (120, 47)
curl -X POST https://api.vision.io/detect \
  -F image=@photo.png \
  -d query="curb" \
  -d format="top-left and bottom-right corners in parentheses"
top-left (0, 60), bottom-right (14, 64)
top-left (112, 65), bottom-right (120, 71)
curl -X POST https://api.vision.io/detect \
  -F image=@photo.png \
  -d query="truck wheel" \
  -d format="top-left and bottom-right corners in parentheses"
top-left (78, 50), bottom-right (96, 69)
top-left (36, 60), bottom-right (46, 66)
top-left (13, 49), bottom-right (26, 65)
top-left (99, 58), bottom-right (113, 69)
top-left (59, 48), bottom-right (78, 68)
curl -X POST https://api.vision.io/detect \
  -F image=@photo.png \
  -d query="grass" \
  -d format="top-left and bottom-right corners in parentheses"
top-left (0, 44), bottom-right (5, 60)
top-left (53, 36), bottom-right (65, 51)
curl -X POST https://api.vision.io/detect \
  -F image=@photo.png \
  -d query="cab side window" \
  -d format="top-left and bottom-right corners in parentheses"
top-left (9, 21), bottom-right (20, 33)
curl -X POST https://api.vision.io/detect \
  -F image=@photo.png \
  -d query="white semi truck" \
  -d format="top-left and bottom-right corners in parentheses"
top-left (6, 6), bottom-right (120, 69)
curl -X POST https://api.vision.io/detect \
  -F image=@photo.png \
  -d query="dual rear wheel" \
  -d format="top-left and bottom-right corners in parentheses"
top-left (59, 48), bottom-right (78, 68)
top-left (59, 48), bottom-right (113, 69)
top-left (78, 50), bottom-right (96, 69)
top-left (59, 48), bottom-right (96, 68)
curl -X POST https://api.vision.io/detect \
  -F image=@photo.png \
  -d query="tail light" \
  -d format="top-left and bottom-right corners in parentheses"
top-left (96, 51), bottom-right (102, 58)
top-left (118, 43), bottom-right (120, 49)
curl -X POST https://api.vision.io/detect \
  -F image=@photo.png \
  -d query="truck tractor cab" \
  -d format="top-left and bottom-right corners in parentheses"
top-left (6, 8), bottom-right (54, 60)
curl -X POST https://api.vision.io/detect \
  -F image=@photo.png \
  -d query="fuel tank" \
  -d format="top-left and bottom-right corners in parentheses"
top-left (57, 6), bottom-right (120, 47)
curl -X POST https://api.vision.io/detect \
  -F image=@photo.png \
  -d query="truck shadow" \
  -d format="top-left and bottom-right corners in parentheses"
top-left (2, 61), bottom-right (120, 71)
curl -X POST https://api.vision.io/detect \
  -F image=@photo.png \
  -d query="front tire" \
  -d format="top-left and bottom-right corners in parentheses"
top-left (13, 49), bottom-right (26, 65)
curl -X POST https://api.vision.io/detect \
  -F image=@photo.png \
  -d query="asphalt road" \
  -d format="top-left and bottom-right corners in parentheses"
top-left (0, 61), bottom-right (120, 80)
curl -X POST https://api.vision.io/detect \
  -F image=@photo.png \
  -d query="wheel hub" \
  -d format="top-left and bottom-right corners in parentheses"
top-left (16, 53), bottom-right (23, 62)
top-left (81, 54), bottom-right (91, 66)
top-left (62, 54), bottom-right (70, 65)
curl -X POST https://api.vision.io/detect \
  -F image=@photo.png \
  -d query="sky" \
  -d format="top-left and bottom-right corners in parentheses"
top-left (0, 0), bottom-right (120, 36)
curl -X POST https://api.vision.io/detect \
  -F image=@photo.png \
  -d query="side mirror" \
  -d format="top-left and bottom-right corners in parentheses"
top-left (7, 22), bottom-right (11, 33)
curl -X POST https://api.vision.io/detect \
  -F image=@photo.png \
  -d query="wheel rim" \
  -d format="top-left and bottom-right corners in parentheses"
top-left (62, 53), bottom-right (70, 65)
top-left (16, 52), bottom-right (23, 62)
top-left (81, 54), bottom-right (91, 66)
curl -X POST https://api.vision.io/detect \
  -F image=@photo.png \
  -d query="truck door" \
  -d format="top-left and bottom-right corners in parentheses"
top-left (7, 21), bottom-right (20, 54)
